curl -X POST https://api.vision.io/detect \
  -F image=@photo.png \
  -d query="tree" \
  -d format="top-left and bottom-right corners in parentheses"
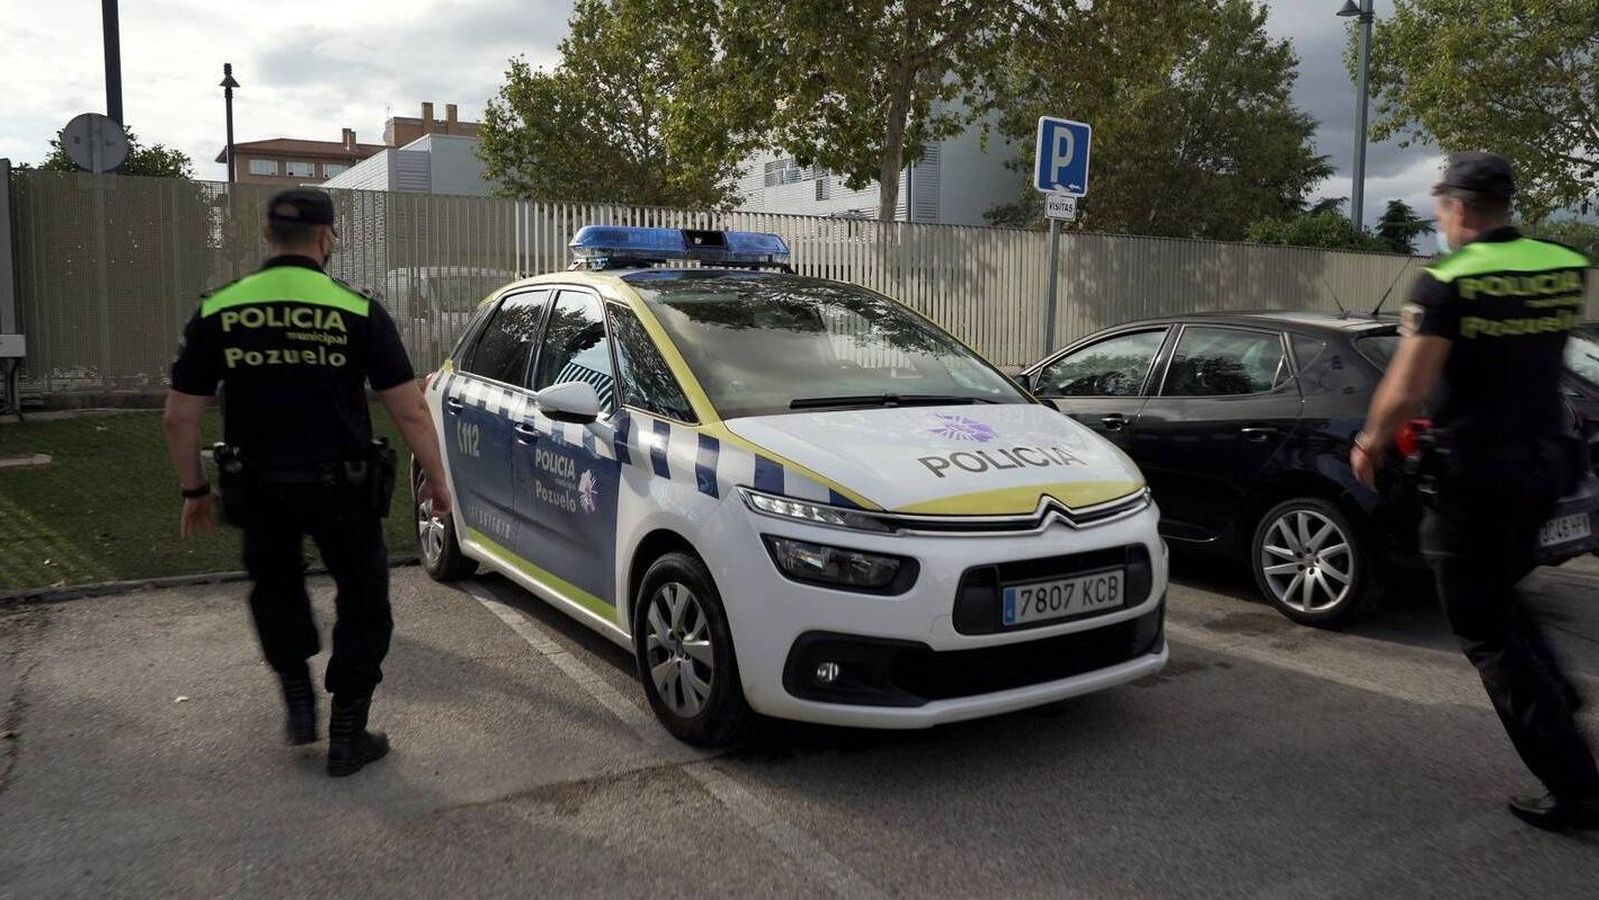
top-left (1244, 212), bottom-right (1391, 252)
top-left (1373, 199), bottom-right (1432, 255)
top-left (987, 0), bottom-right (1330, 239)
top-left (1528, 219), bottom-right (1599, 259)
top-left (35, 125), bottom-right (193, 178)
top-left (478, 0), bottom-right (749, 208)
top-left (1305, 197), bottom-right (1347, 216)
top-left (715, 0), bottom-right (1013, 221)
top-left (1362, 0), bottom-right (1599, 220)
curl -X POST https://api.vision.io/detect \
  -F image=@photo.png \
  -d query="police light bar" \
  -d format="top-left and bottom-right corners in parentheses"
top-left (568, 226), bottom-right (791, 269)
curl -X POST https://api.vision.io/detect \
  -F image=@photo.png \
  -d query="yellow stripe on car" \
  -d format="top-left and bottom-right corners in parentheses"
top-left (897, 480), bottom-right (1145, 516)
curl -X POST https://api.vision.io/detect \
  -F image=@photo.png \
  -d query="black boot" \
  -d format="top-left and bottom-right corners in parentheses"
top-left (278, 667), bottom-right (318, 746)
top-left (1507, 792), bottom-right (1599, 832)
top-left (327, 695), bottom-right (389, 777)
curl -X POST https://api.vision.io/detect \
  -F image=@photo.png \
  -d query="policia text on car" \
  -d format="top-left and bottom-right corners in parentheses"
top-left (1353, 153), bottom-right (1599, 832)
top-left (161, 189), bottom-right (453, 778)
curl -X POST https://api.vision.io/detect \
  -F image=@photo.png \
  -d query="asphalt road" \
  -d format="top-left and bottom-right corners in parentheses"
top-left (3, 556), bottom-right (1599, 898)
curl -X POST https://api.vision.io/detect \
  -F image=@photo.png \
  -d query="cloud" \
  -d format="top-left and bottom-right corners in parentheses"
top-left (0, 0), bottom-right (571, 177)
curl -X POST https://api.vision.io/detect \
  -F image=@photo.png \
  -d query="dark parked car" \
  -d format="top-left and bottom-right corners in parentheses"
top-left (1019, 311), bottom-right (1598, 627)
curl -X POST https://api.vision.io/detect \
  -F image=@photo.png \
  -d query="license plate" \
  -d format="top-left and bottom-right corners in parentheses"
top-left (1001, 569), bottom-right (1125, 627)
top-left (1538, 512), bottom-right (1591, 549)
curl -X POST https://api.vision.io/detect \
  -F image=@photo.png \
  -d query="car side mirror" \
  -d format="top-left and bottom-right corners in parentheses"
top-left (536, 381), bottom-right (601, 425)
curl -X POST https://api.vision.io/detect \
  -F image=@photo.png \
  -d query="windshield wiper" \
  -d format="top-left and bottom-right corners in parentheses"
top-left (789, 393), bottom-right (999, 410)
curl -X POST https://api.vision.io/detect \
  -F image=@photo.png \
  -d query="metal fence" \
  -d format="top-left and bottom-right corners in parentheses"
top-left (9, 169), bottom-right (1599, 395)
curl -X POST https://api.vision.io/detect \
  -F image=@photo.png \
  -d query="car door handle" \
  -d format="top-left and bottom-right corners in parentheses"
top-left (1100, 414), bottom-right (1128, 432)
top-left (1240, 426), bottom-right (1278, 441)
top-left (514, 422), bottom-right (538, 444)
top-left (444, 396), bottom-right (464, 413)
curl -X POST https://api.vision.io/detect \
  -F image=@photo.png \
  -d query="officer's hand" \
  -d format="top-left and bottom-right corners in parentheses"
top-left (425, 472), bottom-right (453, 518)
top-left (1351, 444), bottom-right (1380, 489)
top-left (180, 494), bottom-right (217, 539)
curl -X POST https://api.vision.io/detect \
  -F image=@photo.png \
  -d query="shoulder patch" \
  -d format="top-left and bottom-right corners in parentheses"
top-left (330, 276), bottom-right (380, 303)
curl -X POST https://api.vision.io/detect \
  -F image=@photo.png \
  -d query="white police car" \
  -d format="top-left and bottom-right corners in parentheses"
top-left (416, 226), bottom-right (1168, 745)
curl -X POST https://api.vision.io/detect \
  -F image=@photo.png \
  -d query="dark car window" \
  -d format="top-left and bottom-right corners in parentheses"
top-left (1355, 333), bottom-right (1400, 370)
top-left (1564, 328), bottom-right (1599, 387)
top-left (1036, 329), bottom-right (1167, 397)
top-left (609, 304), bottom-right (696, 422)
top-left (461, 291), bottom-right (549, 385)
top-left (1163, 327), bottom-right (1286, 397)
top-left (1291, 334), bottom-right (1327, 373)
top-left (533, 290), bottom-right (616, 414)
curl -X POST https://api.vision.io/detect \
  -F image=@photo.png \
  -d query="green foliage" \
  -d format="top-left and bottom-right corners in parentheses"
top-left (1244, 212), bottom-right (1392, 253)
top-left (1373, 199), bottom-right (1432, 255)
top-left (1362, 0), bottom-right (1599, 220)
top-left (35, 125), bottom-right (193, 178)
top-left (478, 0), bottom-right (749, 209)
top-left (988, 0), bottom-right (1330, 238)
top-left (715, 0), bottom-right (1013, 221)
top-left (1306, 197), bottom-right (1347, 216)
top-left (1527, 219), bottom-right (1599, 260)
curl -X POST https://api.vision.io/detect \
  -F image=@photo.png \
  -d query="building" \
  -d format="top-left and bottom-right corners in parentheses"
top-left (216, 129), bottom-right (386, 186)
top-left (319, 133), bottom-right (493, 197)
top-left (735, 115), bottom-right (1019, 226)
top-left (215, 102), bottom-right (481, 187)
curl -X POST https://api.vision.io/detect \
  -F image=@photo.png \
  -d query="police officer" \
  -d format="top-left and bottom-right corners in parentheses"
top-left (1353, 152), bottom-right (1599, 831)
top-left (161, 188), bottom-right (452, 777)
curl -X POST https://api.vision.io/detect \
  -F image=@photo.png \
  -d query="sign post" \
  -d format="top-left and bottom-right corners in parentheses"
top-left (1033, 117), bottom-right (1092, 357)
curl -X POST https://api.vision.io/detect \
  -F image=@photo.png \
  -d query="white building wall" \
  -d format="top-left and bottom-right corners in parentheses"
top-left (322, 151), bottom-right (394, 191)
top-left (319, 135), bottom-right (494, 197)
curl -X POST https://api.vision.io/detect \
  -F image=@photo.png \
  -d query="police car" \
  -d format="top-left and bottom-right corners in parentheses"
top-left (415, 226), bottom-right (1168, 745)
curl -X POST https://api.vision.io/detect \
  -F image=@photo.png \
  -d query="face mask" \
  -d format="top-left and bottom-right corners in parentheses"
top-left (1435, 230), bottom-right (1452, 255)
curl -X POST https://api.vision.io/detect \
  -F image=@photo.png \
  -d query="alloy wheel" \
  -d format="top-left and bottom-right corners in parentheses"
top-left (1259, 508), bottom-right (1354, 613)
top-left (416, 485), bottom-right (447, 568)
top-left (644, 582), bottom-right (716, 717)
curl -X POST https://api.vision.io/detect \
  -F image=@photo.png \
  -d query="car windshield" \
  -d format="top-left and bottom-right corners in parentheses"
top-left (626, 272), bottom-right (1027, 418)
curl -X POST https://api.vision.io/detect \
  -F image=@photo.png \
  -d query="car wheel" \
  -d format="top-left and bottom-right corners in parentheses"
top-left (413, 463), bottom-right (476, 581)
top-left (632, 552), bottom-right (753, 747)
top-left (1251, 498), bottom-right (1375, 628)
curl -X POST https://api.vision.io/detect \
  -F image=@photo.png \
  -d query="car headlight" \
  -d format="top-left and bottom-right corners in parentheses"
top-left (739, 488), bottom-right (895, 534)
top-left (763, 536), bottom-right (916, 594)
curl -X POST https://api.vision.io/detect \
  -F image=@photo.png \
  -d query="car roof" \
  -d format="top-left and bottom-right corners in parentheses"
top-left (1107, 310), bottom-right (1398, 336)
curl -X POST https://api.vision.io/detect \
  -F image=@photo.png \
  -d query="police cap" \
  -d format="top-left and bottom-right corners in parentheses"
top-left (267, 188), bottom-right (337, 228)
top-left (1433, 152), bottom-right (1516, 198)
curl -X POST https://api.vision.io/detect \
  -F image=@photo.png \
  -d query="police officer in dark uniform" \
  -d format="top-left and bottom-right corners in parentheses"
top-left (161, 188), bottom-right (452, 777)
top-left (1353, 153), bottom-right (1599, 831)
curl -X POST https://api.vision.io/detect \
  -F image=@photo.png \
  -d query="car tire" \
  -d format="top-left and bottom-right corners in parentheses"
top-left (413, 462), bottom-right (476, 581)
top-left (1250, 497), bottom-right (1376, 629)
top-left (632, 551), bottom-right (753, 748)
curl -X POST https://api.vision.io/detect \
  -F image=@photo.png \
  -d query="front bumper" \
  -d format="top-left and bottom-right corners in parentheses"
top-left (713, 502), bottom-right (1169, 729)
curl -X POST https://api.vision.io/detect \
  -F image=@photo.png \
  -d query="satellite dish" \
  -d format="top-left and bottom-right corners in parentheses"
top-left (61, 112), bottom-right (130, 173)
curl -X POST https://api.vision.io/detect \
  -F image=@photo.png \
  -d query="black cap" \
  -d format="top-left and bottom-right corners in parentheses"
top-left (1433, 151), bottom-right (1516, 197)
top-left (266, 188), bottom-right (336, 227)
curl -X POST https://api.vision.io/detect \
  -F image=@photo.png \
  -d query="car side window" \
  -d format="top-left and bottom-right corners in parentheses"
top-left (608, 304), bottom-right (696, 422)
top-left (1036, 330), bottom-right (1167, 397)
top-left (460, 291), bottom-right (549, 385)
top-left (1291, 334), bottom-right (1326, 374)
top-left (533, 290), bottom-right (617, 415)
top-left (1162, 326), bottom-right (1286, 397)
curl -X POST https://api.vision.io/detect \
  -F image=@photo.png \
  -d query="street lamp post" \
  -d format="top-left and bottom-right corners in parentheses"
top-left (220, 63), bottom-right (240, 183)
top-left (1338, 0), bottom-right (1375, 229)
top-left (102, 0), bottom-right (123, 124)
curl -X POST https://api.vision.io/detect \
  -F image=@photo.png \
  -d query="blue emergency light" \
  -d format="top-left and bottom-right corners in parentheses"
top-left (568, 226), bottom-right (791, 270)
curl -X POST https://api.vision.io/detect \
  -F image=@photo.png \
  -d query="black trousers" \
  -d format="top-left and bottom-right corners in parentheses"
top-left (238, 481), bottom-right (392, 699)
top-left (1420, 443), bottom-right (1599, 800)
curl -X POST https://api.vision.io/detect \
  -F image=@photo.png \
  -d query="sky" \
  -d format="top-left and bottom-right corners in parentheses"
top-left (0, 0), bottom-right (1441, 226)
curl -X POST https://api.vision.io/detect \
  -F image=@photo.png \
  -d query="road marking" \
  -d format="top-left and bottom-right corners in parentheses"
top-left (465, 580), bottom-right (887, 900)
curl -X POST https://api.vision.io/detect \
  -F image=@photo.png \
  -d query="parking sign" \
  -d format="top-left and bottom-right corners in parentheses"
top-left (1034, 117), bottom-right (1092, 196)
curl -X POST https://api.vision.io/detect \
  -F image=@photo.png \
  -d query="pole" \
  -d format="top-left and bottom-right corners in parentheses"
top-left (90, 120), bottom-right (113, 387)
top-left (1043, 218), bottom-right (1061, 357)
top-left (223, 63), bottom-right (237, 184)
top-left (102, 0), bottom-right (123, 124)
top-left (1350, 0), bottom-right (1373, 229)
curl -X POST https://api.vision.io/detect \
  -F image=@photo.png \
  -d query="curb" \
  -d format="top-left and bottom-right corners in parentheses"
top-left (0, 555), bottom-right (422, 607)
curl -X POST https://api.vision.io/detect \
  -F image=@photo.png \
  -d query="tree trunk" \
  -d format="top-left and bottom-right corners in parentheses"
top-left (877, 64), bottom-right (915, 222)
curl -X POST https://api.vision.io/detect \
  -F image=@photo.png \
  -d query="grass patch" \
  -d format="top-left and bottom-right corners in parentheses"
top-left (0, 405), bottom-right (417, 592)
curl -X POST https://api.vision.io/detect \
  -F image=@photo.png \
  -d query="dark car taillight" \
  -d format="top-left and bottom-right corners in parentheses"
top-left (1395, 417), bottom-right (1431, 458)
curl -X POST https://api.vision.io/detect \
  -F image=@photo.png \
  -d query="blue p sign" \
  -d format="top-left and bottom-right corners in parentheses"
top-left (1034, 117), bottom-right (1092, 196)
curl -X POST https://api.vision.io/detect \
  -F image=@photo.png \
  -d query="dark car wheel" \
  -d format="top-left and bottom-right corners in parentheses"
top-left (633, 552), bottom-right (753, 748)
top-left (1250, 498), bottom-right (1376, 628)
top-left (413, 462), bottom-right (476, 581)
